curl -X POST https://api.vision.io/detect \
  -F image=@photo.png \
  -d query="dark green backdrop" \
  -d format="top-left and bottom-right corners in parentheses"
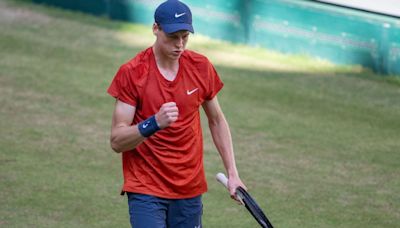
top-left (32, 0), bottom-right (400, 75)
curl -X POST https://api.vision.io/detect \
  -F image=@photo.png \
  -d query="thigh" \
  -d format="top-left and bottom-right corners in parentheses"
top-left (167, 195), bottom-right (203, 228)
top-left (127, 193), bottom-right (168, 228)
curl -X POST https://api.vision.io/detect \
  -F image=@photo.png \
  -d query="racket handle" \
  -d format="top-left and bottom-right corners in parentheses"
top-left (216, 173), bottom-right (245, 205)
top-left (216, 172), bottom-right (229, 189)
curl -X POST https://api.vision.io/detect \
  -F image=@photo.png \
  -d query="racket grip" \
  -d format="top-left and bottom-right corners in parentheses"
top-left (216, 173), bottom-right (229, 189)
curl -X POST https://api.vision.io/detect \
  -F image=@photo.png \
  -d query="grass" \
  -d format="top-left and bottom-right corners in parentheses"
top-left (1, 0), bottom-right (399, 227)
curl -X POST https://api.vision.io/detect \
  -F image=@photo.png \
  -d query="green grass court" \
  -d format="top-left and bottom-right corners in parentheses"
top-left (1, 0), bottom-right (399, 227)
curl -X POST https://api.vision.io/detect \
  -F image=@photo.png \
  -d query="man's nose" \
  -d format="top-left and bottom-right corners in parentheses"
top-left (176, 37), bottom-right (184, 48)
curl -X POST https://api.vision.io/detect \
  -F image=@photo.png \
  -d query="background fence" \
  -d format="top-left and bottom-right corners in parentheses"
top-left (32, 0), bottom-right (400, 75)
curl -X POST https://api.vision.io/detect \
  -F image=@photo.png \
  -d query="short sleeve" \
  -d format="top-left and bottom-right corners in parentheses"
top-left (205, 62), bottom-right (224, 100)
top-left (107, 64), bottom-right (138, 107)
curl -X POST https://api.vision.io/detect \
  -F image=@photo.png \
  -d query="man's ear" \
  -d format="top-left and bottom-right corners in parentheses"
top-left (152, 23), bottom-right (160, 35)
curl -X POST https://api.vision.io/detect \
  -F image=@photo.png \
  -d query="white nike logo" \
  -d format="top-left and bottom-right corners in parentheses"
top-left (175, 12), bottom-right (186, 18)
top-left (142, 122), bottom-right (149, 128)
top-left (187, 88), bottom-right (198, 95)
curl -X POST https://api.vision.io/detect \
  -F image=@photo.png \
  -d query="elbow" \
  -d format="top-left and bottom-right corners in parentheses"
top-left (208, 116), bottom-right (219, 126)
top-left (111, 142), bottom-right (121, 153)
top-left (110, 137), bottom-right (123, 153)
top-left (111, 144), bottom-right (121, 153)
top-left (208, 116), bottom-right (224, 127)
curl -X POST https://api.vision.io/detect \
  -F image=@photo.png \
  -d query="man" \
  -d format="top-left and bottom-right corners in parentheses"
top-left (107, 0), bottom-right (246, 227)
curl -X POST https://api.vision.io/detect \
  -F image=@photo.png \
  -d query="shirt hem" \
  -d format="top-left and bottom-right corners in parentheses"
top-left (121, 187), bottom-right (208, 199)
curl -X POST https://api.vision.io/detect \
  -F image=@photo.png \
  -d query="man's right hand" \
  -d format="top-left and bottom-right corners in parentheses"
top-left (155, 102), bottom-right (179, 129)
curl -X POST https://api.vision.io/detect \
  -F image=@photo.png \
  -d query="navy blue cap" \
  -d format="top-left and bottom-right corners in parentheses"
top-left (154, 0), bottom-right (194, 34)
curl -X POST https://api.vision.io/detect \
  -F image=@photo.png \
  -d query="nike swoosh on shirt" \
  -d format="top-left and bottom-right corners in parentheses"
top-left (186, 88), bottom-right (198, 95)
top-left (175, 12), bottom-right (186, 18)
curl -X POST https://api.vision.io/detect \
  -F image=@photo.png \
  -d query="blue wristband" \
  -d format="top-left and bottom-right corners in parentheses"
top-left (138, 115), bottom-right (160, 138)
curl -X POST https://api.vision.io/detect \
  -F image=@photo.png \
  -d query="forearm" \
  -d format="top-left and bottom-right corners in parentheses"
top-left (110, 125), bottom-right (145, 153)
top-left (203, 97), bottom-right (246, 198)
top-left (110, 101), bottom-right (178, 153)
top-left (209, 116), bottom-right (239, 178)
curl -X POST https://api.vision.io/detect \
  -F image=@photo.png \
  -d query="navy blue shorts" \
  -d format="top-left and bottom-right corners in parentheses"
top-left (127, 193), bottom-right (202, 228)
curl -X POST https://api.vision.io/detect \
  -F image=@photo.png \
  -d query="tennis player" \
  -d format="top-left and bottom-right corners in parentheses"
top-left (107, 0), bottom-right (246, 227)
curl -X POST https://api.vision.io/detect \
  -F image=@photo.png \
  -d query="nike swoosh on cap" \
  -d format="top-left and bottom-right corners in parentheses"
top-left (175, 12), bottom-right (186, 18)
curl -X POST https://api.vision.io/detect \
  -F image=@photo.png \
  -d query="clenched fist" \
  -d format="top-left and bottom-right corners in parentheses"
top-left (155, 102), bottom-right (179, 129)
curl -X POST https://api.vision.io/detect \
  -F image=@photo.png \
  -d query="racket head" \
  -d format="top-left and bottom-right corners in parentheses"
top-left (236, 187), bottom-right (274, 228)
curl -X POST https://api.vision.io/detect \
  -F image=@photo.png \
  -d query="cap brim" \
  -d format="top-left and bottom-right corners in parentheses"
top-left (160, 23), bottom-right (194, 34)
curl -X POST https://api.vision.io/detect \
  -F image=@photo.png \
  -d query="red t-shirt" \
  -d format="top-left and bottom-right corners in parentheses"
top-left (107, 47), bottom-right (223, 199)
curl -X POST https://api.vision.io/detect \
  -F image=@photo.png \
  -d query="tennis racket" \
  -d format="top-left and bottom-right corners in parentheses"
top-left (216, 173), bottom-right (274, 228)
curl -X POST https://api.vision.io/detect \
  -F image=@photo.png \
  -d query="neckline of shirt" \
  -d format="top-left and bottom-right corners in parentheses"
top-left (151, 48), bottom-right (183, 87)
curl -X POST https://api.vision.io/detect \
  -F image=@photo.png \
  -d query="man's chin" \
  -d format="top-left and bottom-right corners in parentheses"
top-left (169, 53), bottom-right (182, 59)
